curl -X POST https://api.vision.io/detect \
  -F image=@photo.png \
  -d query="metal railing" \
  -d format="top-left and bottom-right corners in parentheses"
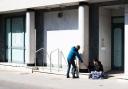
top-left (32, 47), bottom-right (67, 73)
top-left (59, 51), bottom-right (67, 65)
top-left (49, 48), bottom-right (59, 72)
top-left (49, 49), bottom-right (67, 72)
top-left (32, 47), bottom-right (50, 73)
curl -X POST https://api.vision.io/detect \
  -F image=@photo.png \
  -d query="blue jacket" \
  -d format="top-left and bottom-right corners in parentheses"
top-left (67, 47), bottom-right (83, 63)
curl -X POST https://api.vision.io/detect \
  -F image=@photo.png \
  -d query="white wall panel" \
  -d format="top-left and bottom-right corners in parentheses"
top-left (44, 9), bottom-right (79, 68)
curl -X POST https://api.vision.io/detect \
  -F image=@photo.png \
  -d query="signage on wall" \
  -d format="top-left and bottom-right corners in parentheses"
top-left (101, 38), bottom-right (106, 50)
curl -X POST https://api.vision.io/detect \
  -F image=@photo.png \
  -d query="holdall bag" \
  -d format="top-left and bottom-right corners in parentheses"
top-left (90, 71), bottom-right (102, 79)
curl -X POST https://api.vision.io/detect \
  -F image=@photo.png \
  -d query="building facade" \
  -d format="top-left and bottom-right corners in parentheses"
top-left (0, 0), bottom-right (128, 75)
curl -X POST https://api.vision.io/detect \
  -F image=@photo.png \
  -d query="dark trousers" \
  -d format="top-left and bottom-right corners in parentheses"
top-left (67, 60), bottom-right (76, 77)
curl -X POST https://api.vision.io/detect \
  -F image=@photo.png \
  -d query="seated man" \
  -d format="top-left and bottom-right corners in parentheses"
top-left (93, 59), bottom-right (103, 72)
top-left (89, 59), bottom-right (105, 79)
top-left (88, 61), bottom-right (95, 73)
top-left (88, 61), bottom-right (95, 79)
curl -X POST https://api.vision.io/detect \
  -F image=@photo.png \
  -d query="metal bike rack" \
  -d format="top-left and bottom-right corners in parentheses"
top-left (32, 47), bottom-right (50, 73)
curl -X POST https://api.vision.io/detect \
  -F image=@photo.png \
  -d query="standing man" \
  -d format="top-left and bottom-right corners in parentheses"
top-left (67, 45), bottom-right (83, 78)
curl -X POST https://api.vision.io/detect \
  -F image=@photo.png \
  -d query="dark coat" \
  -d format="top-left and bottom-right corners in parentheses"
top-left (94, 61), bottom-right (103, 72)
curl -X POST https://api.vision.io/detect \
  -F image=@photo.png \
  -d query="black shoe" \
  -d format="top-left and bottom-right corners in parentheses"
top-left (76, 76), bottom-right (79, 78)
top-left (73, 76), bottom-right (79, 78)
top-left (67, 76), bottom-right (70, 78)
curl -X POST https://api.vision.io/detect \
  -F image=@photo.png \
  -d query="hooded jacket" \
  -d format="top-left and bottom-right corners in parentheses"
top-left (67, 47), bottom-right (83, 63)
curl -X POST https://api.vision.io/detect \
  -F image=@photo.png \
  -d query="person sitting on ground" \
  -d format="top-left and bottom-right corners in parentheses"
top-left (93, 59), bottom-right (103, 72)
top-left (88, 60), bottom-right (95, 73)
top-left (89, 59), bottom-right (105, 79)
top-left (88, 60), bottom-right (95, 79)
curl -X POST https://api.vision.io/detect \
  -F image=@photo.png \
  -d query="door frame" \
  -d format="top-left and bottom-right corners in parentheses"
top-left (111, 16), bottom-right (124, 70)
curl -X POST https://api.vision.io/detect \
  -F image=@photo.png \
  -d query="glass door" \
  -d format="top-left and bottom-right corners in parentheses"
top-left (112, 17), bottom-right (124, 70)
top-left (6, 17), bottom-right (25, 64)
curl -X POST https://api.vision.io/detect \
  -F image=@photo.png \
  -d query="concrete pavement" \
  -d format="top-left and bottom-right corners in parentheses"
top-left (0, 69), bottom-right (128, 89)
